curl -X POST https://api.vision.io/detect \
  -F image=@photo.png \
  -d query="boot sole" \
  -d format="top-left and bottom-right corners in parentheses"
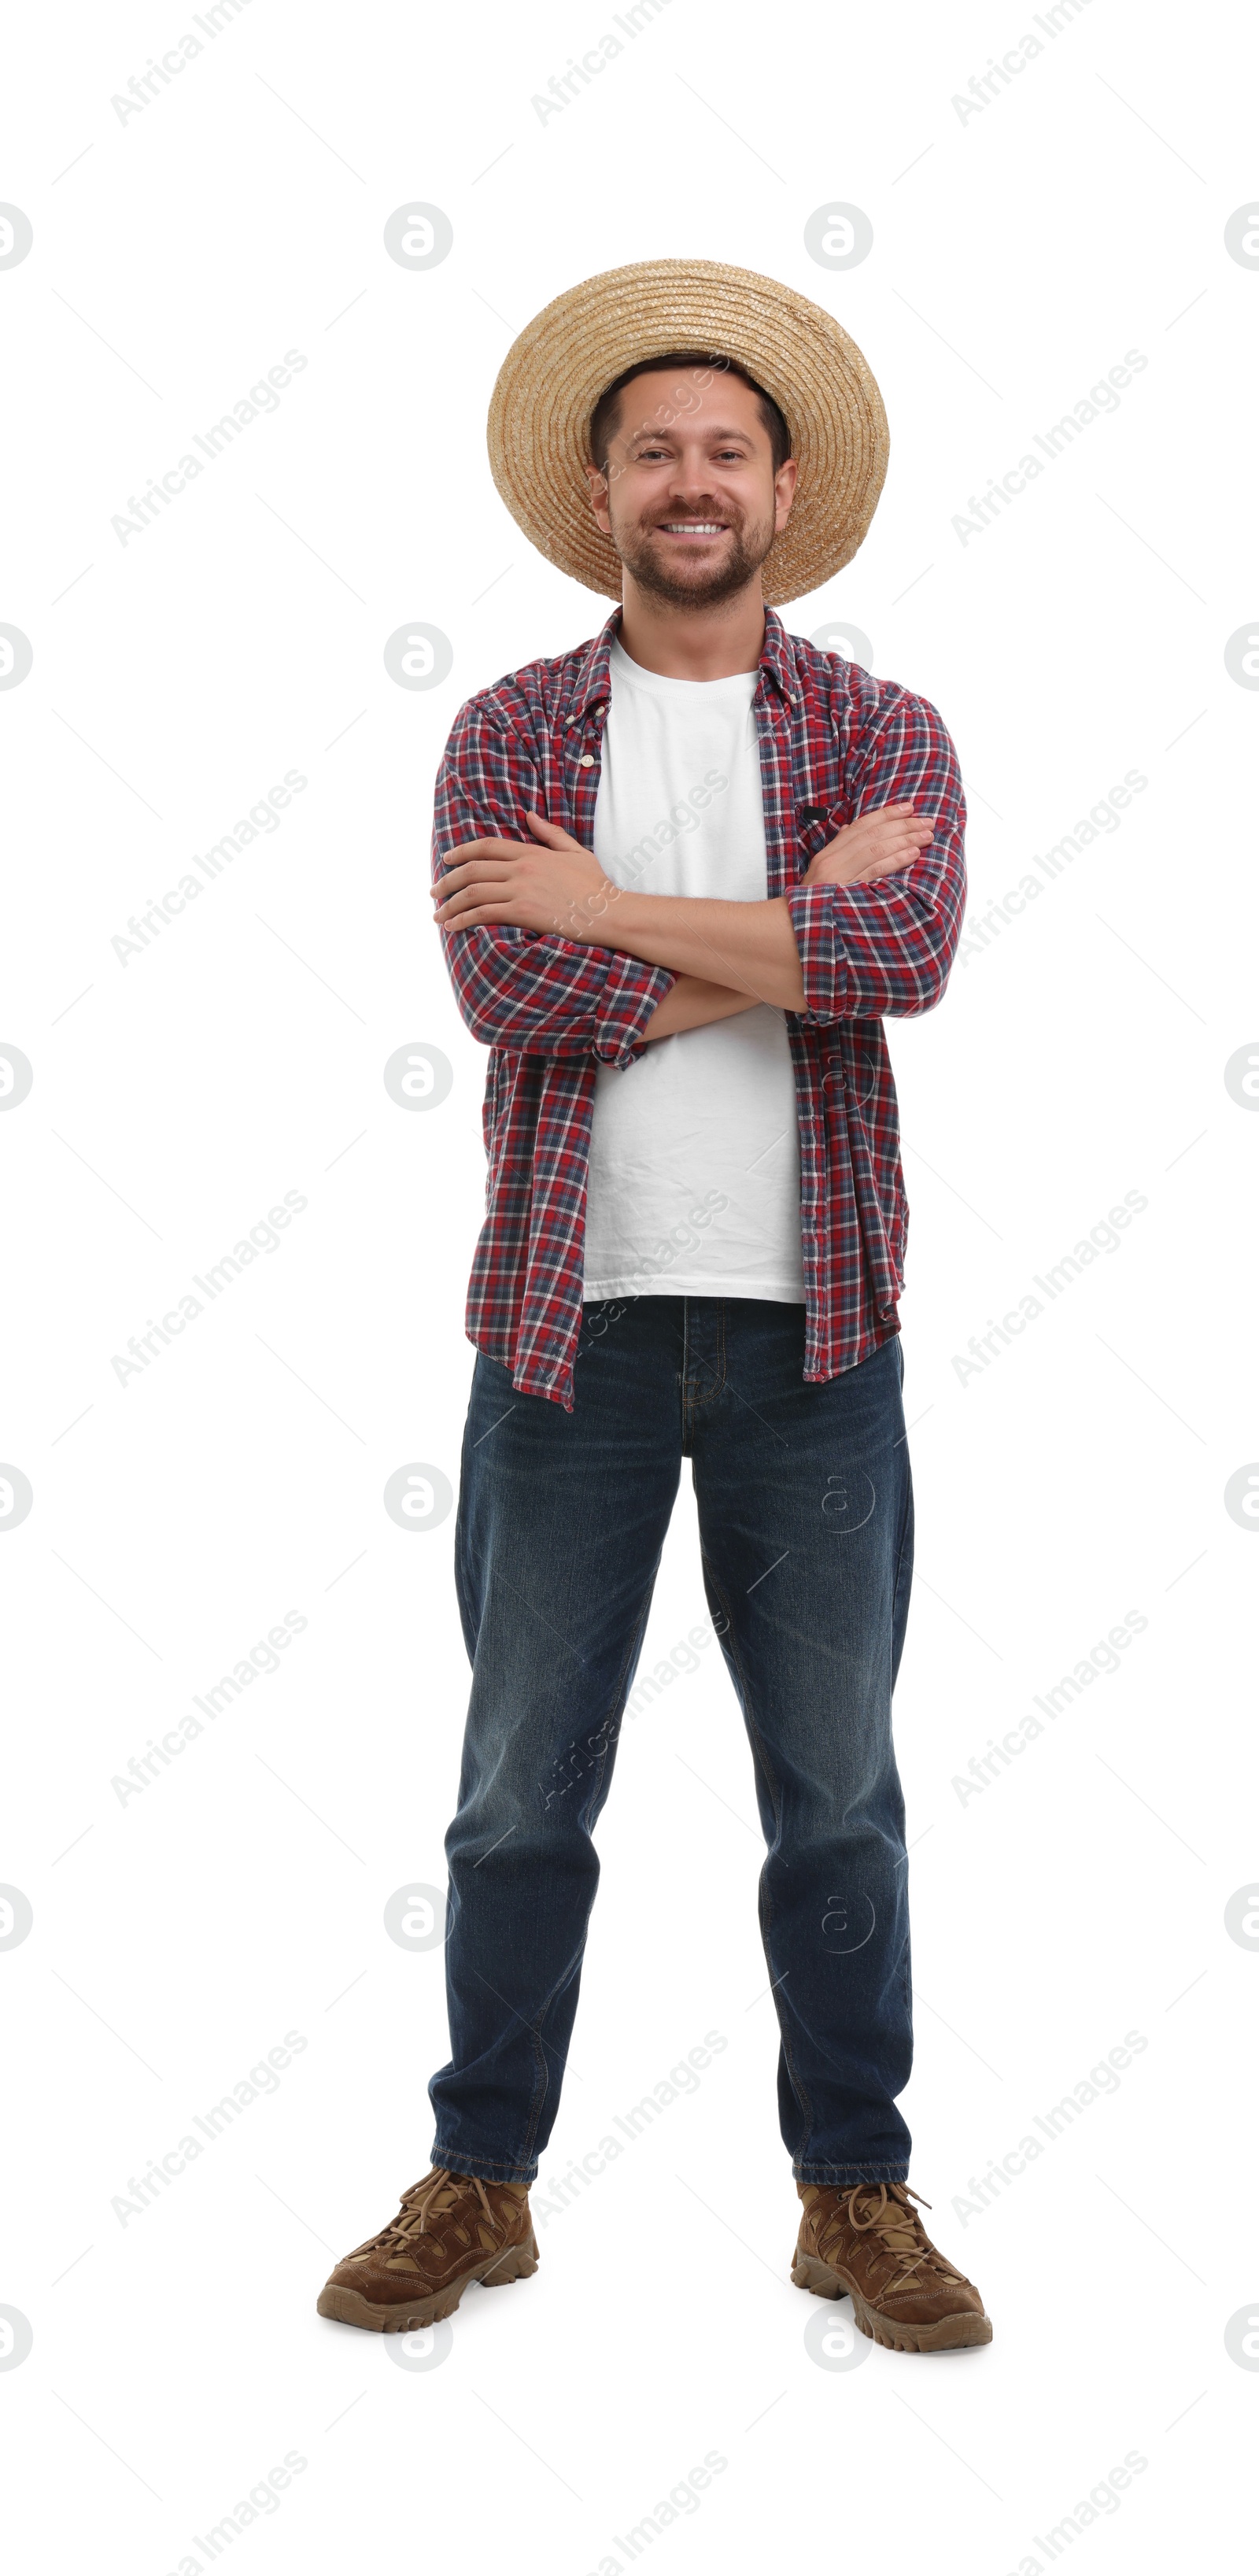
top-left (791, 2247), bottom-right (992, 2351)
top-left (317, 2230), bottom-right (539, 2332)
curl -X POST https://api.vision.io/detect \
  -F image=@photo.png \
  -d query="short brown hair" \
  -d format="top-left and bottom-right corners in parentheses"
top-left (589, 350), bottom-right (792, 476)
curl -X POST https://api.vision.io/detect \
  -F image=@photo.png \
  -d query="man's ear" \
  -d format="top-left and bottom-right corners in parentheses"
top-left (585, 461), bottom-right (612, 534)
top-left (773, 456), bottom-right (799, 533)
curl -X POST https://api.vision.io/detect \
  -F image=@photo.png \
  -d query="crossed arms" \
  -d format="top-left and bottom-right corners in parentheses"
top-left (431, 690), bottom-right (967, 1066)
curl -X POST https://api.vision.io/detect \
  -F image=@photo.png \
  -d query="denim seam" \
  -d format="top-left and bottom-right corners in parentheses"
top-left (522, 1583), bottom-right (658, 2168)
top-left (891, 1477), bottom-right (913, 1640)
top-left (680, 1297), bottom-right (727, 1424)
top-left (793, 2161), bottom-right (910, 2185)
top-left (889, 1463), bottom-right (915, 2044)
top-left (518, 2023), bottom-right (550, 2171)
top-left (701, 1550), bottom-right (814, 2149)
top-left (442, 1566), bottom-right (660, 2179)
top-left (429, 2144), bottom-right (539, 2184)
top-left (500, 1920), bottom-right (593, 2174)
top-left (582, 1577), bottom-right (657, 1827)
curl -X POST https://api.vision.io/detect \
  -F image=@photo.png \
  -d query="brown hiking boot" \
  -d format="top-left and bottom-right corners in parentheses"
top-left (792, 2179), bottom-right (991, 2352)
top-left (316, 2167), bottom-right (538, 2332)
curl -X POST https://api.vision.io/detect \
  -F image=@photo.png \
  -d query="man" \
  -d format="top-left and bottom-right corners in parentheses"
top-left (318, 260), bottom-right (989, 2352)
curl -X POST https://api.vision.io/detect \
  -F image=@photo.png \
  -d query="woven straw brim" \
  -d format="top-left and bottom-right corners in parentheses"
top-left (486, 257), bottom-right (889, 608)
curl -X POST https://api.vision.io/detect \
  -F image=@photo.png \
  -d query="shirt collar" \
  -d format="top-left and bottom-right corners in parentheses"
top-left (566, 602), bottom-right (796, 724)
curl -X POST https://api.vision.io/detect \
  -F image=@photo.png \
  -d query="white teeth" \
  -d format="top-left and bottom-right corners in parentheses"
top-left (661, 522), bottom-right (725, 533)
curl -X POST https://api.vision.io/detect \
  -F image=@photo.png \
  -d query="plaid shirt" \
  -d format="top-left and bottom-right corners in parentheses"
top-left (432, 606), bottom-right (966, 1413)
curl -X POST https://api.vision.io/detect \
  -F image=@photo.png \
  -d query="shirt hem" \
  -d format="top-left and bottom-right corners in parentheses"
top-left (582, 1277), bottom-right (808, 1304)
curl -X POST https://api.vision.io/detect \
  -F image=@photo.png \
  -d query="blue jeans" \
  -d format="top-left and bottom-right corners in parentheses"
top-left (428, 1296), bottom-right (915, 2186)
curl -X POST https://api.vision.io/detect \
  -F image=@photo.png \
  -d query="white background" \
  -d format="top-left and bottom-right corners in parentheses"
top-left (2, 0), bottom-right (1257, 2568)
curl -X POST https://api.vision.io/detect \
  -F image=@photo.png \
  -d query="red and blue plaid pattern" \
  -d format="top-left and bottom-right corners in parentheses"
top-left (432, 607), bottom-right (966, 1411)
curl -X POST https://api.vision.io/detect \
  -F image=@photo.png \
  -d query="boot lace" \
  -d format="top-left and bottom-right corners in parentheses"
top-left (367, 2168), bottom-right (504, 2257)
top-left (809, 2181), bottom-right (964, 2299)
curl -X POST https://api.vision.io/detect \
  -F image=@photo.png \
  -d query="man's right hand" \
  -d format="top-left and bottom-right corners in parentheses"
top-left (802, 802), bottom-right (934, 889)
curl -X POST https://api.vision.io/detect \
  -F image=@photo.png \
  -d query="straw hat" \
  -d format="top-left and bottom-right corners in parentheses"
top-left (486, 257), bottom-right (889, 608)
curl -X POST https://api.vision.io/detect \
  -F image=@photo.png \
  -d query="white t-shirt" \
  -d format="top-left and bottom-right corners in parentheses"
top-left (582, 637), bottom-right (806, 1304)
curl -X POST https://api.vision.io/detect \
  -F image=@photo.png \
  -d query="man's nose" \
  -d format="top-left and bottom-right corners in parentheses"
top-left (667, 463), bottom-right (725, 501)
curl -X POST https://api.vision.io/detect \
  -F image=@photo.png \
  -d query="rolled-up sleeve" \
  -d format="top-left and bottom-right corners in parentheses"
top-left (434, 704), bottom-right (676, 1064)
top-left (785, 682), bottom-right (967, 1022)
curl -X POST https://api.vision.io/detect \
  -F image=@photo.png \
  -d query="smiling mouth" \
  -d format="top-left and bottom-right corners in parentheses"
top-left (655, 520), bottom-right (729, 538)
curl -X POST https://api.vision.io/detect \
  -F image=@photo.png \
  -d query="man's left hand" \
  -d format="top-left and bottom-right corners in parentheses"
top-left (433, 811), bottom-right (618, 940)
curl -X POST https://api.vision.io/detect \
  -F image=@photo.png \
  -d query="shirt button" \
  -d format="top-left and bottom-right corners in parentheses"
top-left (578, 753), bottom-right (596, 767)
